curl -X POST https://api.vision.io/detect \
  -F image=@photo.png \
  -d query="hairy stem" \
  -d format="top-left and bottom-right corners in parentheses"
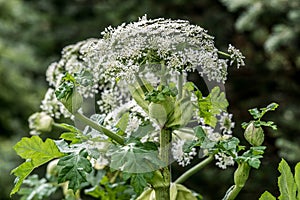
top-left (154, 127), bottom-right (171, 200)
top-left (175, 155), bottom-right (214, 184)
top-left (74, 112), bottom-right (124, 145)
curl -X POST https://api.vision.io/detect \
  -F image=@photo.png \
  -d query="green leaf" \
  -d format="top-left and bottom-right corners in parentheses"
top-left (170, 183), bottom-right (199, 200)
top-left (183, 82), bottom-right (195, 92)
top-left (166, 96), bottom-right (194, 128)
top-left (236, 146), bottom-right (266, 169)
top-left (259, 191), bottom-right (276, 200)
top-left (116, 112), bottom-right (129, 133)
top-left (194, 126), bottom-right (206, 142)
top-left (108, 143), bottom-right (164, 173)
top-left (129, 81), bottom-right (153, 113)
top-left (249, 108), bottom-right (261, 119)
top-left (131, 123), bottom-right (155, 139)
top-left (57, 150), bottom-right (92, 192)
top-left (196, 87), bottom-right (228, 127)
top-left (260, 102), bottom-right (279, 117)
top-left (60, 132), bottom-right (81, 144)
top-left (130, 173), bottom-right (153, 194)
top-left (295, 163), bottom-right (300, 200)
top-left (278, 159), bottom-right (297, 200)
top-left (10, 136), bottom-right (64, 196)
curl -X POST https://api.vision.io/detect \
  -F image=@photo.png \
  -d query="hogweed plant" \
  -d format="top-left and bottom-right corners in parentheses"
top-left (11, 16), bottom-right (278, 200)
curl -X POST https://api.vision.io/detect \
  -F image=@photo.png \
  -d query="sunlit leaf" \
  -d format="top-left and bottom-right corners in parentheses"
top-left (11, 136), bottom-right (64, 196)
top-left (278, 159), bottom-right (297, 200)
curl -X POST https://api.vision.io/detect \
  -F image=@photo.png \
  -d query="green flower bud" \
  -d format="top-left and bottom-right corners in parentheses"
top-left (60, 89), bottom-right (83, 114)
top-left (28, 112), bottom-right (54, 134)
top-left (148, 102), bottom-right (167, 128)
top-left (234, 162), bottom-right (250, 187)
top-left (244, 122), bottom-right (264, 146)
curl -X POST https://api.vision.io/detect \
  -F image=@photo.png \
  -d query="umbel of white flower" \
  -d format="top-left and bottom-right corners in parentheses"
top-left (44, 15), bottom-right (244, 117)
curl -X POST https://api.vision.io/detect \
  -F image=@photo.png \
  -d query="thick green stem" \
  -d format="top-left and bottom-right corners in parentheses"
top-left (222, 185), bottom-right (243, 200)
top-left (177, 73), bottom-right (183, 99)
top-left (175, 155), bottom-right (214, 184)
top-left (74, 112), bottom-right (124, 145)
top-left (223, 162), bottom-right (251, 200)
top-left (154, 128), bottom-right (171, 200)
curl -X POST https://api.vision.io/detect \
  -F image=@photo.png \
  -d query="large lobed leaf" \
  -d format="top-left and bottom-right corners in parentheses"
top-left (10, 136), bottom-right (64, 196)
top-left (57, 149), bottom-right (92, 192)
top-left (108, 143), bottom-right (164, 173)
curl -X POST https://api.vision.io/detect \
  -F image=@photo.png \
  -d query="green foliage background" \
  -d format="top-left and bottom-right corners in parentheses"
top-left (0, 0), bottom-right (299, 199)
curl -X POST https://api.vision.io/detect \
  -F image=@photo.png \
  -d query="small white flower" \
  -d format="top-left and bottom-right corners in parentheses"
top-left (125, 115), bottom-right (141, 136)
top-left (202, 126), bottom-right (222, 142)
top-left (228, 44), bottom-right (245, 68)
top-left (218, 112), bottom-right (235, 134)
top-left (40, 88), bottom-right (71, 119)
top-left (172, 139), bottom-right (197, 167)
top-left (214, 152), bottom-right (235, 169)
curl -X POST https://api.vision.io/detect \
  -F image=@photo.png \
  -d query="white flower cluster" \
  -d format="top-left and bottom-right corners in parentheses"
top-left (42, 16), bottom-right (245, 120)
top-left (214, 152), bottom-right (235, 169)
top-left (93, 15), bottom-right (231, 83)
top-left (228, 44), bottom-right (245, 68)
top-left (197, 111), bottom-right (235, 169)
top-left (171, 139), bottom-right (197, 167)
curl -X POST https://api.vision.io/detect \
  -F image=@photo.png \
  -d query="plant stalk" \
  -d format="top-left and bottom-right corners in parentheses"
top-left (218, 50), bottom-right (231, 57)
top-left (74, 112), bottom-right (124, 145)
top-left (177, 73), bottom-right (183, 99)
top-left (154, 127), bottom-right (171, 200)
top-left (222, 185), bottom-right (243, 200)
top-left (175, 155), bottom-right (214, 184)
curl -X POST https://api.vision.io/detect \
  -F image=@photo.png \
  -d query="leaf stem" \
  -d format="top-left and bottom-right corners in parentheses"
top-left (174, 155), bottom-right (214, 184)
top-left (74, 112), bottom-right (124, 145)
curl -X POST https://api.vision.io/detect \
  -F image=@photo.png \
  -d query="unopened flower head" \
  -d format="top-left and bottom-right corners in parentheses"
top-left (28, 112), bottom-right (54, 135)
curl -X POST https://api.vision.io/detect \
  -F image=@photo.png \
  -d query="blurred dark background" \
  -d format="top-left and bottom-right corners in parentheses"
top-left (0, 0), bottom-right (299, 199)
